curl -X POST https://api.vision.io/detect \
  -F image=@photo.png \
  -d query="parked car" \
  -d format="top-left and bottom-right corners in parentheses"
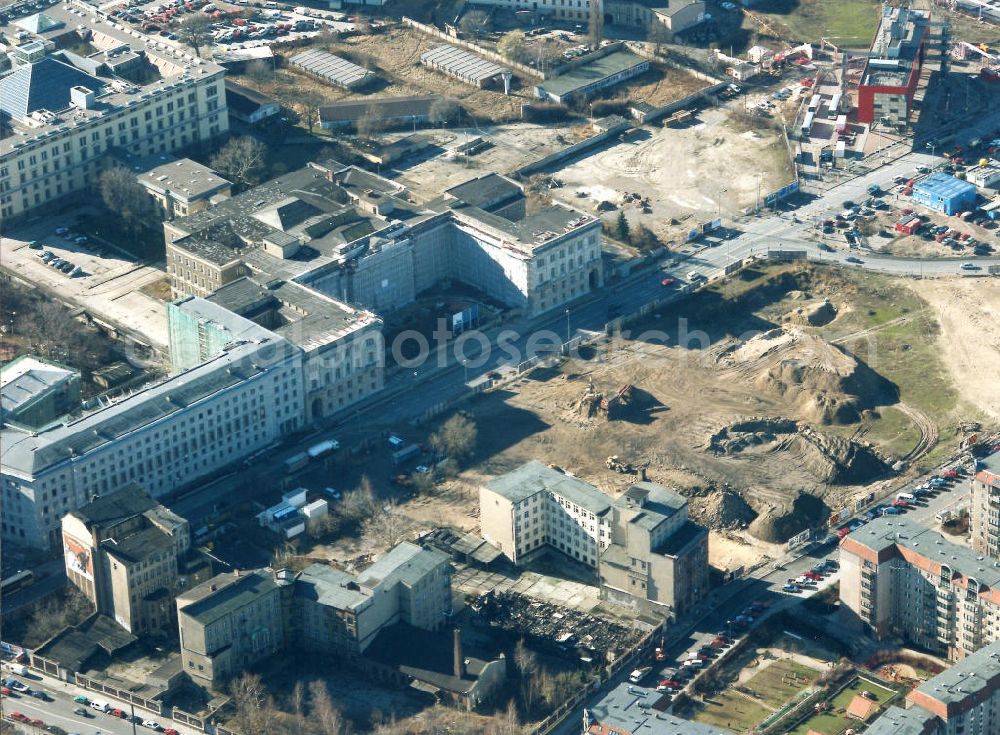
top-left (73, 708), bottom-right (92, 718)
top-left (783, 583), bottom-right (801, 592)
top-left (142, 721), bottom-right (163, 731)
top-left (628, 666), bottom-right (652, 683)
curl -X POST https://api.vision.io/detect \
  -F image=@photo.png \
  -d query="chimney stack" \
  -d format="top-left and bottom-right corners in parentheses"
top-left (452, 628), bottom-right (464, 679)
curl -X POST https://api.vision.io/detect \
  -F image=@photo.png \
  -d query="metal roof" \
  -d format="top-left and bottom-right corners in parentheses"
top-left (913, 172), bottom-right (977, 200)
top-left (863, 705), bottom-right (937, 735)
top-left (1, 355), bottom-right (77, 416)
top-left (288, 49), bottom-right (377, 89)
top-left (419, 44), bottom-right (508, 83)
top-left (536, 50), bottom-right (647, 98)
top-left (587, 683), bottom-right (728, 734)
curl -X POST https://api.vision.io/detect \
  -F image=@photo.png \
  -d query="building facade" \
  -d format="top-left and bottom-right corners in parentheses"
top-left (61, 484), bottom-right (210, 635)
top-left (177, 542), bottom-right (452, 689)
top-left (856, 5), bottom-right (929, 125)
top-left (295, 542), bottom-right (452, 655)
top-left (177, 569), bottom-right (290, 689)
top-left (480, 462), bottom-right (710, 617)
top-left (971, 455), bottom-right (1000, 559)
top-left (599, 483), bottom-right (709, 618)
top-left (1, 333), bottom-right (303, 549)
top-left (840, 517), bottom-right (1000, 661)
top-left (134, 156), bottom-right (232, 220)
top-left (911, 173), bottom-right (978, 215)
top-left (0, 7), bottom-right (228, 221)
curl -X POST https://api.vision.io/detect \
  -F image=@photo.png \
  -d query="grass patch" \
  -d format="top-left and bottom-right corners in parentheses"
top-left (862, 405), bottom-right (923, 459)
top-left (745, 659), bottom-right (822, 708)
top-left (693, 689), bottom-right (772, 733)
top-left (789, 676), bottom-right (900, 735)
top-left (749, 0), bottom-right (881, 48)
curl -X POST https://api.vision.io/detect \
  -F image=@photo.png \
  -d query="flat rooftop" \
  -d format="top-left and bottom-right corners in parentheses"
top-left (486, 460), bottom-right (612, 515)
top-left (912, 638), bottom-right (1000, 710)
top-left (178, 570), bottom-right (278, 626)
top-left (446, 199), bottom-right (597, 253)
top-left (587, 683), bottom-right (728, 734)
top-left (864, 705), bottom-right (937, 735)
top-left (537, 49), bottom-right (648, 98)
top-left (862, 6), bottom-right (928, 87)
top-left (133, 155), bottom-right (231, 201)
top-left (204, 278), bottom-right (381, 351)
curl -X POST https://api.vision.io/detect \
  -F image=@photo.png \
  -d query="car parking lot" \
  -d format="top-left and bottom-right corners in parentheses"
top-left (0, 222), bottom-right (170, 349)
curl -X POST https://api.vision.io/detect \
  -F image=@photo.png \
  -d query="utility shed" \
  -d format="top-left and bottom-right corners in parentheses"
top-left (288, 49), bottom-right (378, 90)
top-left (533, 49), bottom-right (649, 104)
top-left (911, 172), bottom-right (978, 215)
top-left (419, 45), bottom-right (509, 89)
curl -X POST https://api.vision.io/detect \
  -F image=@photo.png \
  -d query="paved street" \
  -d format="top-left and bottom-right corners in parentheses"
top-left (2, 670), bottom-right (179, 735)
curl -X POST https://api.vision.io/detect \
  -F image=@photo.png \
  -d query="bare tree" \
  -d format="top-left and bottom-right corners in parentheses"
top-left (210, 136), bottom-right (267, 187)
top-left (588, 0), bottom-right (604, 48)
top-left (513, 639), bottom-right (541, 716)
top-left (429, 414), bottom-right (477, 464)
top-left (361, 500), bottom-right (408, 548)
top-left (177, 15), bottom-right (213, 57)
top-left (429, 98), bottom-right (462, 127)
top-left (309, 680), bottom-right (347, 735)
top-left (294, 90), bottom-right (326, 134)
top-left (246, 59), bottom-right (275, 87)
top-left (99, 165), bottom-right (158, 234)
top-left (230, 673), bottom-right (278, 734)
top-left (291, 681), bottom-right (306, 723)
top-left (459, 9), bottom-right (490, 35)
top-left (646, 19), bottom-right (671, 56)
top-left (340, 479), bottom-right (377, 523)
top-left (497, 30), bottom-right (526, 61)
top-left (355, 106), bottom-right (385, 140)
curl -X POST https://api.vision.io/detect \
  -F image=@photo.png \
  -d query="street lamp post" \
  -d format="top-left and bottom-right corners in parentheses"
top-left (564, 307), bottom-right (571, 343)
top-left (462, 359), bottom-right (468, 384)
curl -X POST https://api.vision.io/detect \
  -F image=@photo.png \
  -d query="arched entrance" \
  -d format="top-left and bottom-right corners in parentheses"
top-left (311, 398), bottom-right (324, 419)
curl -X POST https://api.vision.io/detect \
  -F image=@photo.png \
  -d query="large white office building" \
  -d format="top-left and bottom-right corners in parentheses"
top-left (0, 4), bottom-right (227, 220)
top-left (1, 326), bottom-right (303, 549)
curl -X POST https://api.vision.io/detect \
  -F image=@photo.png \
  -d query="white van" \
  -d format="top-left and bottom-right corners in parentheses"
top-left (3, 663), bottom-right (27, 676)
top-left (896, 492), bottom-right (916, 502)
top-left (91, 701), bottom-right (110, 712)
top-left (688, 271), bottom-right (705, 282)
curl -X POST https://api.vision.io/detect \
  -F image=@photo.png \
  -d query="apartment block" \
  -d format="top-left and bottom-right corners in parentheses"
top-left (177, 542), bottom-right (451, 689)
top-left (866, 638), bottom-right (1000, 735)
top-left (971, 454), bottom-right (1000, 559)
top-left (176, 569), bottom-right (290, 689)
top-left (0, 7), bottom-right (227, 221)
top-left (480, 462), bottom-right (709, 617)
top-left (61, 484), bottom-right (211, 635)
top-left (840, 517), bottom-right (1000, 660)
top-left (1, 330), bottom-right (303, 549)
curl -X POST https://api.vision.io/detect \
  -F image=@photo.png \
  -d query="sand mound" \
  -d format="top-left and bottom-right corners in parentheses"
top-left (783, 299), bottom-right (838, 327)
top-left (707, 417), bottom-right (891, 486)
top-left (749, 492), bottom-right (829, 543)
top-left (723, 327), bottom-right (897, 424)
top-left (688, 488), bottom-right (757, 531)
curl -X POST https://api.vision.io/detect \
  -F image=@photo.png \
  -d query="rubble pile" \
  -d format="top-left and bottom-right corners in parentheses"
top-left (472, 591), bottom-right (640, 662)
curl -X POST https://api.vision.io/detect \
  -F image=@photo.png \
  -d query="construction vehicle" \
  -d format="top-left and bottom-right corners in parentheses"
top-left (600, 384), bottom-right (633, 416)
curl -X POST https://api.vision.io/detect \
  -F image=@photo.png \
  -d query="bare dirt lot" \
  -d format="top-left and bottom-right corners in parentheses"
top-left (547, 106), bottom-right (795, 240)
top-left (911, 278), bottom-right (1000, 421)
top-left (442, 264), bottom-right (980, 554)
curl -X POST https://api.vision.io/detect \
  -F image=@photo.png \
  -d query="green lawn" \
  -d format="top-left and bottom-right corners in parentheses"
top-left (693, 690), bottom-right (772, 734)
top-left (745, 660), bottom-right (822, 709)
top-left (861, 405), bottom-right (923, 460)
top-left (749, 0), bottom-right (882, 48)
top-left (789, 676), bottom-right (901, 735)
